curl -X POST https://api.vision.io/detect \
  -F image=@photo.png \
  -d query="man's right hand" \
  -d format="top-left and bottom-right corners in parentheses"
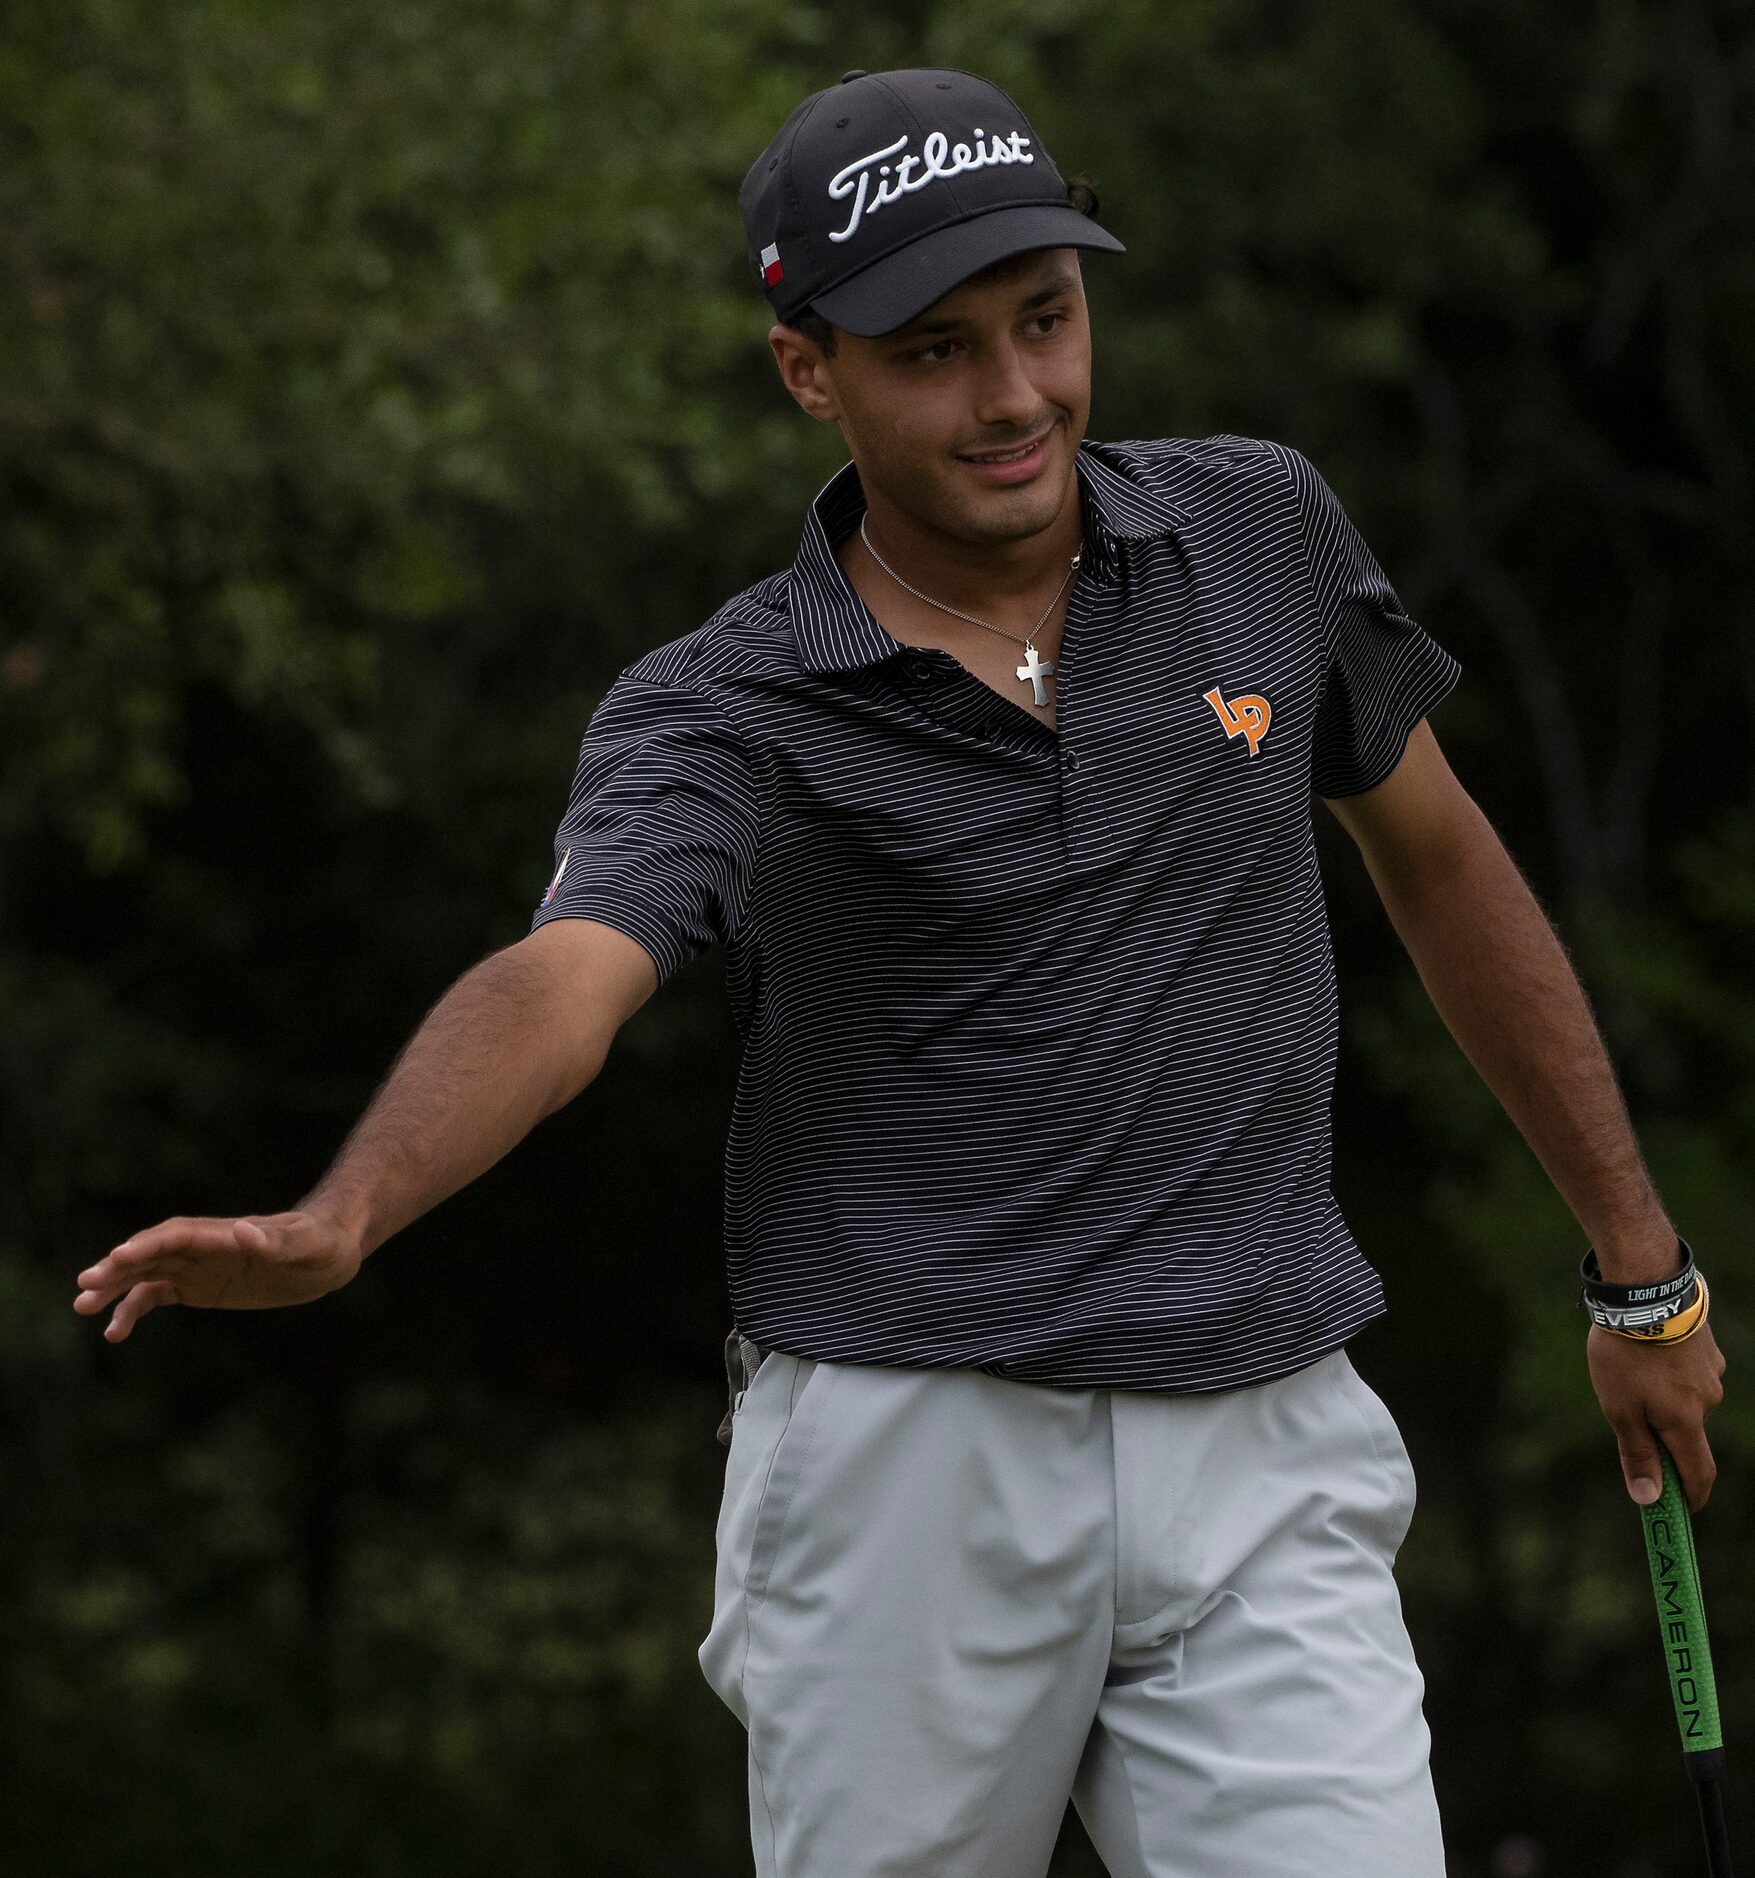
top-left (72, 1210), bottom-right (365, 1343)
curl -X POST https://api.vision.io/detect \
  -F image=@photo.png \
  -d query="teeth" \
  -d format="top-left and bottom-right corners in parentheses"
top-left (967, 438), bottom-right (1040, 463)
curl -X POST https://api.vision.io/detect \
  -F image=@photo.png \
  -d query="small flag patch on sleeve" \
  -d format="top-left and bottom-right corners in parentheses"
top-left (760, 242), bottom-right (783, 286)
top-left (541, 847), bottom-right (572, 908)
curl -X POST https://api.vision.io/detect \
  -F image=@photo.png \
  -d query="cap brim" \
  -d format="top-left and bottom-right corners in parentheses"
top-left (807, 203), bottom-right (1125, 338)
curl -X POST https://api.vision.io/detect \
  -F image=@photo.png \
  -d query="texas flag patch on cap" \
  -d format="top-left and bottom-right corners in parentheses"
top-left (760, 242), bottom-right (783, 286)
top-left (540, 847), bottom-right (572, 908)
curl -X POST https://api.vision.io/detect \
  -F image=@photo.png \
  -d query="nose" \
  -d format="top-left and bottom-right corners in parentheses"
top-left (969, 333), bottom-right (1043, 433)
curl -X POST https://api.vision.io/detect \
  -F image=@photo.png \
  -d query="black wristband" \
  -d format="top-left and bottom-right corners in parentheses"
top-left (1579, 1234), bottom-right (1694, 1306)
top-left (1580, 1235), bottom-right (1702, 1333)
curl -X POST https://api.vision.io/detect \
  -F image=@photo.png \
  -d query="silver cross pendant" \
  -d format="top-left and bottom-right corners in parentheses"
top-left (1016, 642), bottom-right (1055, 707)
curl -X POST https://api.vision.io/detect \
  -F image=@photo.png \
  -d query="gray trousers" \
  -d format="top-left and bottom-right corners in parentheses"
top-left (701, 1333), bottom-right (1446, 1877)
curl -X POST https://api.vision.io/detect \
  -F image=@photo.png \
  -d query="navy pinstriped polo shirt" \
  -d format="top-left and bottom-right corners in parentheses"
top-left (531, 434), bottom-right (1462, 1392)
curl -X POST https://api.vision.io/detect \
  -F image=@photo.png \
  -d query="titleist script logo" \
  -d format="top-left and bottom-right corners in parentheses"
top-left (828, 128), bottom-right (1034, 243)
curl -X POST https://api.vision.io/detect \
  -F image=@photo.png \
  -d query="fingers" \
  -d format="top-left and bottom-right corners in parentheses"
top-left (1611, 1413), bottom-right (1717, 1514)
top-left (74, 1217), bottom-right (259, 1301)
top-left (1612, 1421), bottom-right (1664, 1507)
top-left (104, 1280), bottom-right (179, 1342)
top-left (1654, 1419), bottom-right (1718, 1515)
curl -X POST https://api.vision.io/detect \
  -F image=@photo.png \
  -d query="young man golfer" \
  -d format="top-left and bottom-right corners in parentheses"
top-left (74, 66), bottom-right (1726, 1878)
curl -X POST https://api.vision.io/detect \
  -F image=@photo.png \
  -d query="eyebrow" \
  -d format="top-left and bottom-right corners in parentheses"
top-left (886, 272), bottom-right (1079, 341)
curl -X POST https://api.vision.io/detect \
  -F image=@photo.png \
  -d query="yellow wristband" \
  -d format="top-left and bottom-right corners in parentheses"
top-left (1603, 1273), bottom-right (1710, 1345)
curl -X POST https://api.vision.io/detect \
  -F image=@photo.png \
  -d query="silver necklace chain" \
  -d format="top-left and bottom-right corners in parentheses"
top-left (858, 515), bottom-right (1081, 654)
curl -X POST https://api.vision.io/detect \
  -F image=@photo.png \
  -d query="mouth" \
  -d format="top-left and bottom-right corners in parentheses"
top-left (955, 424), bottom-right (1057, 485)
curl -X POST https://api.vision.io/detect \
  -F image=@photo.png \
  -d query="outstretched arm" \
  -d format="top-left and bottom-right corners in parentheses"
top-left (73, 916), bottom-right (658, 1340)
top-left (1320, 720), bottom-right (1727, 1511)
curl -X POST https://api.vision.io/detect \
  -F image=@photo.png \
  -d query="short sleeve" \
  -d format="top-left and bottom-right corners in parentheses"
top-left (529, 672), bottom-right (761, 988)
top-left (1277, 443), bottom-right (1462, 798)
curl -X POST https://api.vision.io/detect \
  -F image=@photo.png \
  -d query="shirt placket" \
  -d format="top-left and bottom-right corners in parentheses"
top-left (897, 584), bottom-right (1113, 868)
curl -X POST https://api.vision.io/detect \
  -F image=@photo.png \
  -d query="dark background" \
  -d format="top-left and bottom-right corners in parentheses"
top-left (3, 2), bottom-right (1750, 1873)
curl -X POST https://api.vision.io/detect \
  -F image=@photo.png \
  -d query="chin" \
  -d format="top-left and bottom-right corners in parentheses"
top-left (952, 473), bottom-right (1074, 544)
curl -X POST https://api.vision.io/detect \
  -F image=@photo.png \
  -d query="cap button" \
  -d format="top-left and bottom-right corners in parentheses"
top-left (840, 69), bottom-right (866, 83)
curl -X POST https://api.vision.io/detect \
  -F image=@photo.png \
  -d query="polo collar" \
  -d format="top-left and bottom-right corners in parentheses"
top-left (788, 439), bottom-right (1191, 675)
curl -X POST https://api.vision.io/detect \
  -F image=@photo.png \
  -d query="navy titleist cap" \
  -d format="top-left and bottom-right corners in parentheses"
top-left (738, 66), bottom-right (1125, 338)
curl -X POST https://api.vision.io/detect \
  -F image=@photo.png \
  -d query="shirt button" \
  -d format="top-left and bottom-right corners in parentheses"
top-left (906, 655), bottom-right (934, 679)
top-left (1063, 746), bottom-right (1081, 772)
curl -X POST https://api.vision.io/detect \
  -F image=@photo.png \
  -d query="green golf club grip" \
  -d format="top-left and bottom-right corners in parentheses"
top-left (1640, 1444), bottom-right (1724, 1763)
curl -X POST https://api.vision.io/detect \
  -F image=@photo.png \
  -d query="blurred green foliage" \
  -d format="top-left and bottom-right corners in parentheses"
top-left (2, 0), bottom-right (1751, 1873)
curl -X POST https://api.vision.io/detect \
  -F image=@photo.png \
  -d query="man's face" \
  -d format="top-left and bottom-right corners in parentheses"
top-left (771, 248), bottom-right (1092, 547)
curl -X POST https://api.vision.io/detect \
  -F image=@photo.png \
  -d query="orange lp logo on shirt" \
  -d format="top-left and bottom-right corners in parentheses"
top-left (1202, 683), bottom-right (1272, 758)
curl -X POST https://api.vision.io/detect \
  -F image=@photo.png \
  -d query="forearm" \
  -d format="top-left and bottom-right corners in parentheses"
top-left (297, 944), bottom-right (610, 1260)
top-left (1361, 829), bottom-right (1676, 1285)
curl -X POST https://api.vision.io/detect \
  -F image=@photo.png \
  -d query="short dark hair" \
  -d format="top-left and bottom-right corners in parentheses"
top-left (788, 172), bottom-right (1105, 359)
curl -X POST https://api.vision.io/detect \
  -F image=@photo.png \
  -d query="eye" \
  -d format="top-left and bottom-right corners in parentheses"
top-left (912, 338), bottom-right (960, 364)
top-left (1026, 310), bottom-right (1068, 337)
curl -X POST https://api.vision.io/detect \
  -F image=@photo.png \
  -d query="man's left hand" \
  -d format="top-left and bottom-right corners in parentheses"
top-left (1587, 1321), bottom-right (1727, 1513)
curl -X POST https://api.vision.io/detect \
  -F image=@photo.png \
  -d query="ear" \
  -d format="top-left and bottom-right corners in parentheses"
top-left (769, 323), bottom-right (842, 423)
